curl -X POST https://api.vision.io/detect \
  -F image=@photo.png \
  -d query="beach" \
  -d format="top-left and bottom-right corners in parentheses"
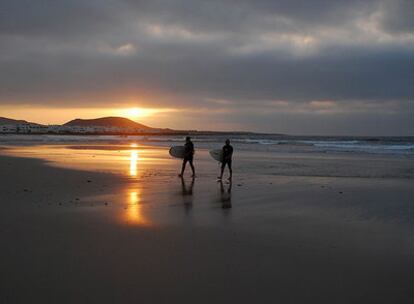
top-left (1, 140), bottom-right (414, 303)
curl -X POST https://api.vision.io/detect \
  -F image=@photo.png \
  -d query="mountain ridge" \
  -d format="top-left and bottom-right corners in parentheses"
top-left (64, 117), bottom-right (153, 129)
top-left (0, 116), bottom-right (264, 135)
top-left (0, 117), bottom-right (40, 125)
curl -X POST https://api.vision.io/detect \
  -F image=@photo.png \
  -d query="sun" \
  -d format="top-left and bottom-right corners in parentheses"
top-left (113, 106), bottom-right (173, 121)
top-left (117, 107), bottom-right (159, 120)
top-left (126, 107), bottom-right (141, 118)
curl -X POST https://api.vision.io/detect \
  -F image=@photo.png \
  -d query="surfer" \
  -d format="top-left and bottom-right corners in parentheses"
top-left (179, 136), bottom-right (195, 177)
top-left (218, 139), bottom-right (233, 180)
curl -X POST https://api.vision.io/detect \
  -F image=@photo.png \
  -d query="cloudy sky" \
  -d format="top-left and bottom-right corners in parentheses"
top-left (1, 0), bottom-right (413, 135)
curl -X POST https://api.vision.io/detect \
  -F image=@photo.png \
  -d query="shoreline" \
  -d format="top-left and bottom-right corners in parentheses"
top-left (2, 143), bottom-right (414, 179)
top-left (1, 133), bottom-right (414, 160)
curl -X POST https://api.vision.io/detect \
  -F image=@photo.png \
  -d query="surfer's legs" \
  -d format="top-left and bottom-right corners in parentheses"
top-left (189, 159), bottom-right (195, 176)
top-left (219, 160), bottom-right (232, 180)
top-left (180, 158), bottom-right (195, 176)
top-left (219, 162), bottom-right (226, 179)
top-left (180, 159), bottom-right (188, 176)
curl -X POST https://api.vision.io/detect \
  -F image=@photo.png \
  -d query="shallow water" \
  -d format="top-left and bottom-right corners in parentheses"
top-left (2, 142), bottom-right (414, 179)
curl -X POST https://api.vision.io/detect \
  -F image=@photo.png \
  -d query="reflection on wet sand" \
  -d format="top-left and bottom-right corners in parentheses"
top-left (181, 177), bottom-right (195, 211)
top-left (1, 144), bottom-right (170, 178)
top-left (219, 180), bottom-right (232, 209)
top-left (129, 150), bottom-right (139, 177)
top-left (123, 145), bottom-right (150, 226)
top-left (124, 189), bottom-right (150, 226)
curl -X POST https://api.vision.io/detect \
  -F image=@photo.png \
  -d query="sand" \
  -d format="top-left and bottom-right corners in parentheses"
top-left (1, 144), bottom-right (414, 303)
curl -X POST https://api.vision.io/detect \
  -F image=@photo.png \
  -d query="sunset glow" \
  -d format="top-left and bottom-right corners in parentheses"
top-left (111, 107), bottom-right (173, 120)
top-left (0, 105), bottom-right (176, 126)
top-left (2, 1), bottom-right (414, 302)
top-left (116, 107), bottom-right (160, 120)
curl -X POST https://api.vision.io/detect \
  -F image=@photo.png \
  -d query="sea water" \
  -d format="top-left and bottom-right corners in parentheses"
top-left (1, 134), bottom-right (414, 156)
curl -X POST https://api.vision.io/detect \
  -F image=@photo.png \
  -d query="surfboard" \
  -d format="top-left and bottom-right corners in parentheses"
top-left (169, 146), bottom-right (186, 159)
top-left (209, 149), bottom-right (223, 162)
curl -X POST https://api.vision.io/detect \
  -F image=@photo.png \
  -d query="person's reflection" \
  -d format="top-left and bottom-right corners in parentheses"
top-left (219, 180), bottom-right (232, 209)
top-left (181, 177), bottom-right (195, 211)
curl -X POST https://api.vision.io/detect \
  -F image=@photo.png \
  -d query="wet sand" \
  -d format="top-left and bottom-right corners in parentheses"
top-left (1, 144), bottom-right (414, 303)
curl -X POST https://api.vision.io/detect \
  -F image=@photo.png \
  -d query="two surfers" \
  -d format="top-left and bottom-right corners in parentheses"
top-left (174, 137), bottom-right (233, 180)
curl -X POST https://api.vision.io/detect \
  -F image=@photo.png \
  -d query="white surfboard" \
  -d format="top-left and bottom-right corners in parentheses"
top-left (169, 146), bottom-right (186, 159)
top-left (209, 149), bottom-right (223, 162)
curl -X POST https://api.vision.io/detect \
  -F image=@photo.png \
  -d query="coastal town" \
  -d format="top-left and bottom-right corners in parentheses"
top-left (0, 123), bottom-right (160, 134)
top-left (0, 117), bottom-right (169, 135)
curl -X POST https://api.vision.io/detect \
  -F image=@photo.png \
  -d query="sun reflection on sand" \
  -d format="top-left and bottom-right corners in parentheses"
top-left (2, 144), bottom-right (170, 178)
top-left (129, 143), bottom-right (139, 177)
top-left (125, 145), bottom-right (150, 226)
top-left (129, 151), bottom-right (139, 176)
top-left (124, 189), bottom-right (150, 226)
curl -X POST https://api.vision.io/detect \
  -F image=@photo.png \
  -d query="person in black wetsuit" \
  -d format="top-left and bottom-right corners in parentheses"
top-left (179, 136), bottom-right (195, 177)
top-left (219, 139), bottom-right (233, 180)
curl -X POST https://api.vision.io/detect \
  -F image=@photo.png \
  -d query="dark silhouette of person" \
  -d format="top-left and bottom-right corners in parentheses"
top-left (179, 136), bottom-right (195, 177)
top-left (219, 180), bottom-right (232, 209)
top-left (218, 139), bottom-right (233, 180)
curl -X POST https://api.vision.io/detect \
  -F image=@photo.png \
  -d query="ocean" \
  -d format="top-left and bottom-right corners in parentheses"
top-left (1, 134), bottom-right (414, 156)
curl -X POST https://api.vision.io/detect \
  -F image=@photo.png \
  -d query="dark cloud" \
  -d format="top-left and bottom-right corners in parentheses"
top-left (0, 0), bottom-right (376, 37)
top-left (0, 0), bottom-right (413, 134)
top-left (378, 0), bottom-right (414, 35)
top-left (0, 0), bottom-right (124, 39)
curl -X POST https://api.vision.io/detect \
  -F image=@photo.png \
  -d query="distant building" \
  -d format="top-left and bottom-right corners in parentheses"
top-left (0, 123), bottom-right (47, 134)
top-left (28, 125), bottom-right (48, 133)
top-left (0, 125), bottom-right (17, 133)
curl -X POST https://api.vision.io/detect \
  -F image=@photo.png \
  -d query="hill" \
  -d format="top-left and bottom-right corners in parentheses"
top-left (0, 117), bottom-right (39, 125)
top-left (64, 117), bottom-right (154, 130)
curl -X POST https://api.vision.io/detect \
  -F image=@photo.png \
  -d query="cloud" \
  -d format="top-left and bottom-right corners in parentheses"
top-left (0, 0), bottom-right (413, 134)
top-left (98, 43), bottom-right (137, 56)
top-left (377, 0), bottom-right (414, 35)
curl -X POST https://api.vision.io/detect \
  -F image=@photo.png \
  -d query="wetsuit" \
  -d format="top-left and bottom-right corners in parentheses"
top-left (221, 144), bottom-right (233, 169)
top-left (184, 141), bottom-right (194, 160)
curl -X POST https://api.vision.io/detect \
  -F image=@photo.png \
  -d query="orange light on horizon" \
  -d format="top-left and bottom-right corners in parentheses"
top-left (116, 107), bottom-right (161, 121)
top-left (0, 105), bottom-right (177, 125)
top-left (127, 108), bottom-right (140, 118)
